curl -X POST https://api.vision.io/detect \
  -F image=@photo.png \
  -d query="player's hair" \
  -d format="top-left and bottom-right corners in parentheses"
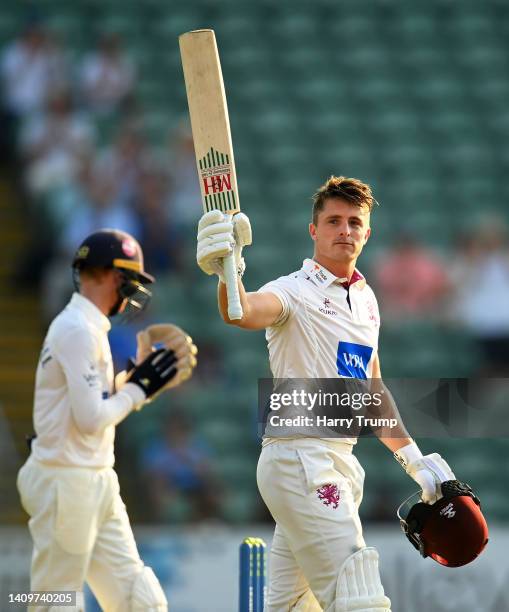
top-left (312, 176), bottom-right (375, 224)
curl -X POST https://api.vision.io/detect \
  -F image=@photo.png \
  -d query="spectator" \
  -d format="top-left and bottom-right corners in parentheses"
top-left (40, 161), bottom-right (141, 320)
top-left (98, 121), bottom-right (152, 204)
top-left (165, 125), bottom-right (202, 229)
top-left (449, 219), bottom-right (509, 375)
top-left (139, 411), bottom-right (222, 522)
top-left (79, 33), bottom-right (136, 115)
top-left (60, 160), bottom-right (141, 257)
top-left (135, 169), bottom-right (182, 274)
top-left (1, 19), bottom-right (67, 117)
top-left (19, 87), bottom-right (95, 197)
top-left (373, 232), bottom-right (449, 321)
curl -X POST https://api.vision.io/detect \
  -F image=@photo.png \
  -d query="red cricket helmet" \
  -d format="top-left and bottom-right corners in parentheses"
top-left (397, 480), bottom-right (489, 568)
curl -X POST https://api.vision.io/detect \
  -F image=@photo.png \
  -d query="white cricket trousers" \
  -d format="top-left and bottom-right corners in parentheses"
top-left (257, 439), bottom-right (373, 611)
top-left (17, 456), bottom-right (157, 612)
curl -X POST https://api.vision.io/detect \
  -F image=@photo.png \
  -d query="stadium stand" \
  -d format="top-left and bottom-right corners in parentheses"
top-left (1, 0), bottom-right (508, 524)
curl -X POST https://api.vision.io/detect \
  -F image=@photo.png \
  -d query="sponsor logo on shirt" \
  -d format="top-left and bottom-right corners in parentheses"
top-left (319, 297), bottom-right (338, 316)
top-left (39, 344), bottom-right (52, 367)
top-left (337, 341), bottom-right (373, 379)
top-left (311, 263), bottom-right (329, 285)
top-left (314, 270), bottom-right (328, 284)
top-left (84, 362), bottom-right (100, 387)
top-left (84, 373), bottom-right (100, 387)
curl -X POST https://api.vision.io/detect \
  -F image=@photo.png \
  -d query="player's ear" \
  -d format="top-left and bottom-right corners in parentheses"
top-left (309, 222), bottom-right (317, 241)
top-left (364, 227), bottom-right (371, 243)
top-left (112, 269), bottom-right (124, 289)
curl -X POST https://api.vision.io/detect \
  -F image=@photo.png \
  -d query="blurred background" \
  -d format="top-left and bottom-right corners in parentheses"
top-left (0, 0), bottom-right (508, 610)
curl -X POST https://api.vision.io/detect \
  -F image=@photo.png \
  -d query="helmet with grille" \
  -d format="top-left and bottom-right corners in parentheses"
top-left (397, 480), bottom-right (489, 568)
top-left (72, 229), bottom-right (154, 319)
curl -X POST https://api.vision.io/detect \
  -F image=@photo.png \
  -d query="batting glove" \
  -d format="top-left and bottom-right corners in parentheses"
top-left (395, 441), bottom-right (456, 504)
top-left (197, 210), bottom-right (252, 282)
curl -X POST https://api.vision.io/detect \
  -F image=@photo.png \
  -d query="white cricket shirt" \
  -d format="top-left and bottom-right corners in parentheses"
top-left (31, 293), bottom-right (145, 467)
top-left (258, 258), bottom-right (380, 442)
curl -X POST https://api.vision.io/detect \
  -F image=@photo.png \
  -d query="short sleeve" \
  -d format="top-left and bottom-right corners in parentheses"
top-left (257, 274), bottom-right (300, 327)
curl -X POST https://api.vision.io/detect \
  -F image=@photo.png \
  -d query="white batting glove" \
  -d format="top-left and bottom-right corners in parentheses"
top-left (395, 442), bottom-right (456, 504)
top-left (197, 210), bottom-right (252, 282)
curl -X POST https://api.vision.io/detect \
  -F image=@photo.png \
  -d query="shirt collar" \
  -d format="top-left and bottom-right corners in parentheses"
top-left (302, 258), bottom-right (366, 289)
top-left (70, 293), bottom-right (111, 332)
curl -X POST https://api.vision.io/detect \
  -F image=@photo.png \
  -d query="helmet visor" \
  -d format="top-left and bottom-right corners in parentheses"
top-left (396, 490), bottom-right (423, 523)
top-left (115, 274), bottom-right (152, 321)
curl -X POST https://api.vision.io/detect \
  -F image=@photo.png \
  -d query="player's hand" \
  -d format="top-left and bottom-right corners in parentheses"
top-left (395, 442), bottom-right (456, 504)
top-left (136, 323), bottom-right (197, 389)
top-left (128, 348), bottom-right (178, 400)
top-left (197, 210), bottom-right (252, 282)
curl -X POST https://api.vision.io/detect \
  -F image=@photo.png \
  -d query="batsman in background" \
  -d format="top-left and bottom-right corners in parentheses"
top-left (197, 176), bottom-right (457, 611)
top-left (17, 229), bottom-right (197, 612)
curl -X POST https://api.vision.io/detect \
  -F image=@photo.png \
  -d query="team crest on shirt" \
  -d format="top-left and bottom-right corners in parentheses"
top-left (337, 341), bottom-right (373, 379)
top-left (317, 484), bottom-right (340, 509)
top-left (319, 297), bottom-right (338, 316)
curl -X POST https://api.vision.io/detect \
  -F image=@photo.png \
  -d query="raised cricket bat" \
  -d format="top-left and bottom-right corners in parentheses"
top-left (179, 29), bottom-right (243, 320)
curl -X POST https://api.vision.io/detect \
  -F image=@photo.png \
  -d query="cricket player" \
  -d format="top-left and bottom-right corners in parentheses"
top-left (196, 176), bottom-right (457, 611)
top-left (17, 229), bottom-right (197, 612)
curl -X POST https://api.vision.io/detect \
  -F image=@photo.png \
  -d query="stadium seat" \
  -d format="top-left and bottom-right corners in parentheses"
top-left (8, 0), bottom-right (506, 525)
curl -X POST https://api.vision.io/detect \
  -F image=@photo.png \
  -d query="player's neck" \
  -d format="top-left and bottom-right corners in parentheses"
top-left (312, 255), bottom-right (356, 281)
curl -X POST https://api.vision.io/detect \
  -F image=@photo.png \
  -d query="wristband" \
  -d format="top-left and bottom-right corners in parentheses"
top-left (394, 441), bottom-right (423, 470)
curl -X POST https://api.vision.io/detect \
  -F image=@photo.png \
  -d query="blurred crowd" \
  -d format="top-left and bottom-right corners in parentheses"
top-left (139, 410), bottom-right (223, 523)
top-left (2, 16), bottom-right (509, 526)
top-left (371, 219), bottom-right (509, 376)
top-left (0, 16), bottom-right (200, 321)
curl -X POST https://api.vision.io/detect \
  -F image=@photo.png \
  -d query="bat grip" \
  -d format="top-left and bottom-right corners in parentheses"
top-left (224, 252), bottom-right (243, 320)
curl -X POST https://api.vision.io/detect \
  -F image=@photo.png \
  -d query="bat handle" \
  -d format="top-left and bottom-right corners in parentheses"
top-left (224, 252), bottom-right (243, 320)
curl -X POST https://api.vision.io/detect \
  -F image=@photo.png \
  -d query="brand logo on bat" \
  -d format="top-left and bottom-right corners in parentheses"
top-left (203, 173), bottom-right (231, 195)
top-left (199, 147), bottom-right (237, 212)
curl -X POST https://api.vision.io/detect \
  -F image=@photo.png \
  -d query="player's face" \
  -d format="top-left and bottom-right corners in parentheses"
top-left (309, 198), bottom-right (371, 265)
top-left (110, 270), bottom-right (129, 313)
top-left (115, 270), bottom-right (127, 314)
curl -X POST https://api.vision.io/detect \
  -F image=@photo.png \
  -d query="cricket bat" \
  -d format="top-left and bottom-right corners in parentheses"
top-left (179, 29), bottom-right (243, 320)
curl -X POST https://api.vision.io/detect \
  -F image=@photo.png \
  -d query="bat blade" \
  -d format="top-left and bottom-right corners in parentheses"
top-left (179, 29), bottom-right (240, 216)
top-left (179, 29), bottom-right (243, 319)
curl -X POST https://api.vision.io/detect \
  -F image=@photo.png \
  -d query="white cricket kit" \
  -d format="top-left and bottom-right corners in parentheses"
top-left (260, 258), bottom-right (380, 443)
top-left (260, 258), bottom-right (380, 383)
top-left (17, 293), bottom-right (167, 612)
top-left (31, 293), bottom-right (145, 467)
top-left (256, 259), bottom-right (391, 612)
